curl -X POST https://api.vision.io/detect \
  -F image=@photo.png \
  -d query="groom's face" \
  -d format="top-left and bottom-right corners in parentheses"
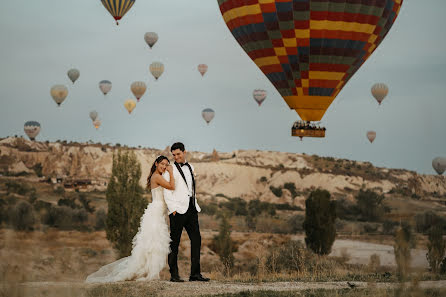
top-left (172, 149), bottom-right (186, 164)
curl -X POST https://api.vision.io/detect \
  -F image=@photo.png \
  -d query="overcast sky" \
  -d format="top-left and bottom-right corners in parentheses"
top-left (0, 0), bottom-right (445, 175)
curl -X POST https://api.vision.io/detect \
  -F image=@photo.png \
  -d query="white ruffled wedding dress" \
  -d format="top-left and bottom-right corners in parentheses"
top-left (86, 186), bottom-right (171, 283)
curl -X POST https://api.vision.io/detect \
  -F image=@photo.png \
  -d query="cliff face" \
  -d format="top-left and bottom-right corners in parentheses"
top-left (1, 137), bottom-right (444, 206)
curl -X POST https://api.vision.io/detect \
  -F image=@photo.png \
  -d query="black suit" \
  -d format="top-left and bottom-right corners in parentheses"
top-left (168, 162), bottom-right (201, 278)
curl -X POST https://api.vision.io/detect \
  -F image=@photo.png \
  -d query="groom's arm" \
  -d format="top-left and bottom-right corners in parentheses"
top-left (162, 171), bottom-right (177, 215)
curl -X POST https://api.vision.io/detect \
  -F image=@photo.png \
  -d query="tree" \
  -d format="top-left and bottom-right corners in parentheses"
top-left (105, 150), bottom-right (147, 258)
top-left (303, 189), bottom-right (336, 255)
top-left (211, 214), bottom-right (237, 275)
top-left (356, 189), bottom-right (385, 222)
top-left (9, 200), bottom-right (35, 231)
top-left (426, 225), bottom-right (446, 273)
top-left (394, 225), bottom-right (413, 280)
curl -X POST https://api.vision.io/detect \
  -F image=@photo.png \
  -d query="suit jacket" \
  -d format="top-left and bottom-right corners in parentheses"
top-left (163, 163), bottom-right (201, 215)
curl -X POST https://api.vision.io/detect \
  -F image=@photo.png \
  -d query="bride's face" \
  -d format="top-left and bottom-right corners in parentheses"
top-left (156, 159), bottom-right (169, 173)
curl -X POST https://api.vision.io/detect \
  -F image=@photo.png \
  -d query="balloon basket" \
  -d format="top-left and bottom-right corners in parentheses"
top-left (292, 128), bottom-right (325, 139)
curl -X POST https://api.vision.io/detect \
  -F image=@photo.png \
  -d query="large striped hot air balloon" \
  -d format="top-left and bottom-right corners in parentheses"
top-left (217, 0), bottom-right (403, 138)
top-left (101, 0), bottom-right (135, 25)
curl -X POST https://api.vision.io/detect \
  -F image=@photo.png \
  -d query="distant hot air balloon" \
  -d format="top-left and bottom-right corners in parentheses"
top-left (99, 80), bottom-right (112, 95)
top-left (24, 121), bottom-right (41, 141)
top-left (198, 64), bottom-right (208, 76)
top-left (124, 99), bottom-right (136, 114)
top-left (90, 111), bottom-right (98, 122)
top-left (371, 83), bottom-right (389, 105)
top-left (202, 108), bottom-right (215, 125)
top-left (101, 0), bottom-right (135, 25)
top-left (131, 81), bottom-right (147, 101)
top-left (144, 32), bottom-right (158, 49)
top-left (253, 89), bottom-right (267, 106)
top-left (432, 157), bottom-right (446, 175)
top-left (67, 69), bottom-right (80, 84)
top-left (50, 85), bottom-right (68, 106)
top-left (367, 131), bottom-right (376, 143)
top-left (217, 0), bottom-right (403, 139)
top-left (150, 62), bottom-right (164, 80)
top-left (93, 120), bottom-right (101, 129)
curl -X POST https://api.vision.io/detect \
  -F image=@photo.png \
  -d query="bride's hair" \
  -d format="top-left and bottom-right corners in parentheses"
top-left (147, 155), bottom-right (170, 189)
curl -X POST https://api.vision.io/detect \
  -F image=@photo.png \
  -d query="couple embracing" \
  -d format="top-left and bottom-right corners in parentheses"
top-left (86, 142), bottom-right (210, 283)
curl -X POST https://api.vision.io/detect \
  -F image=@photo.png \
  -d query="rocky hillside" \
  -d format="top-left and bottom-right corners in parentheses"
top-left (0, 137), bottom-right (445, 209)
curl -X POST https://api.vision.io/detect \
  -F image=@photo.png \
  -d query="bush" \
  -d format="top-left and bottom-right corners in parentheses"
top-left (58, 197), bottom-right (78, 209)
top-left (95, 209), bottom-right (107, 230)
top-left (259, 176), bottom-right (267, 183)
top-left (356, 189), bottom-right (386, 222)
top-left (42, 206), bottom-right (87, 230)
top-left (220, 197), bottom-right (248, 216)
top-left (32, 163), bottom-right (43, 177)
top-left (336, 198), bottom-right (358, 221)
top-left (9, 200), bottom-right (35, 231)
top-left (427, 225), bottom-right (446, 273)
top-left (54, 186), bottom-right (65, 195)
top-left (287, 214), bottom-right (305, 233)
top-left (269, 186), bottom-right (283, 198)
top-left (201, 202), bottom-right (219, 216)
top-left (210, 215), bottom-right (236, 275)
top-left (283, 182), bottom-right (298, 198)
top-left (5, 181), bottom-right (33, 196)
top-left (394, 225), bottom-right (413, 280)
top-left (368, 254), bottom-right (381, 272)
top-left (78, 193), bottom-right (95, 213)
top-left (266, 240), bottom-right (313, 273)
top-left (415, 211), bottom-right (446, 234)
top-left (382, 220), bottom-right (399, 235)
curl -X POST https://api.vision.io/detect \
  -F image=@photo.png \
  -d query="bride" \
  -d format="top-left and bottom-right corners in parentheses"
top-left (86, 155), bottom-right (174, 283)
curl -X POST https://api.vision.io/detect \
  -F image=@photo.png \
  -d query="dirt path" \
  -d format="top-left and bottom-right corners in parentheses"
top-left (6, 280), bottom-right (446, 297)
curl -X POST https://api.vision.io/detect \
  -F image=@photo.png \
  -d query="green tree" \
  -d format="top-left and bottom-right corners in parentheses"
top-left (356, 189), bottom-right (385, 222)
top-left (9, 200), bottom-right (35, 231)
top-left (427, 225), bottom-right (446, 273)
top-left (211, 214), bottom-right (237, 275)
top-left (303, 189), bottom-right (336, 255)
top-left (105, 150), bottom-right (147, 258)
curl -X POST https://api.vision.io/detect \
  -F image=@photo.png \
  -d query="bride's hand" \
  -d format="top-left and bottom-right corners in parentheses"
top-left (166, 165), bottom-right (173, 174)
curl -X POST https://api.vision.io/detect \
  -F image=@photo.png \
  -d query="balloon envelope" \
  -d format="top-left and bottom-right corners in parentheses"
top-left (101, 0), bottom-right (135, 25)
top-left (217, 0), bottom-right (403, 121)
top-left (124, 99), bottom-right (136, 114)
top-left (150, 62), bottom-right (164, 80)
top-left (253, 89), bottom-right (267, 106)
top-left (432, 157), bottom-right (446, 175)
top-left (24, 121), bottom-right (41, 140)
top-left (99, 80), bottom-right (112, 95)
top-left (367, 131), bottom-right (376, 143)
top-left (131, 81), bottom-right (147, 101)
top-left (198, 64), bottom-right (208, 76)
top-left (144, 32), bottom-right (158, 48)
top-left (67, 69), bottom-right (80, 84)
top-left (90, 111), bottom-right (98, 122)
top-left (50, 85), bottom-right (68, 106)
top-left (371, 83), bottom-right (389, 105)
top-left (93, 120), bottom-right (101, 129)
top-left (202, 108), bottom-right (215, 124)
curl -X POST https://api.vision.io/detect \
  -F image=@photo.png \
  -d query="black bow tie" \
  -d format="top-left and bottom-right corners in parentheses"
top-left (178, 162), bottom-right (188, 167)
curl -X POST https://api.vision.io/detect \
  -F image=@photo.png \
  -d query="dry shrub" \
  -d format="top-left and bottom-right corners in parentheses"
top-left (368, 253), bottom-right (381, 272)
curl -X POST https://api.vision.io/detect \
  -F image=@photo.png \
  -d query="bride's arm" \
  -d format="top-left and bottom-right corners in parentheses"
top-left (154, 165), bottom-right (175, 190)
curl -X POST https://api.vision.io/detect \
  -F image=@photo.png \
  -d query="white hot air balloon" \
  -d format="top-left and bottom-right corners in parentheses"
top-left (93, 119), bottom-right (101, 129)
top-left (371, 83), bottom-right (389, 105)
top-left (198, 64), bottom-right (208, 76)
top-left (131, 81), bottom-right (147, 101)
top-left (89, 111), bottom-right (98, 122)
top-left (202, 108), bottom-right (215, 125)
top-left (150, 62), bottom-right (164, 80)
top-left (67, 69), bottom-right (80, 84)
top-left (99, 80), bottom-right (112, 95)
top-left (24, 121), bottom-right (41, 141)
top-left (253, 89), bottom-right (267, 106)
top-left (366, 131), bottom-right (376, 143)
top-left (432, 157), bottom-right (446, 175)
top-left (144, 32), bottom-right (158, 49)
top-left (50, 85), bottom-right (68, 106)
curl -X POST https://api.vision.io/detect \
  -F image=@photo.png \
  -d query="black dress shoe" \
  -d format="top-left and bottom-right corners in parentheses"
top-left (170, 277), bottom-right (184, 282)
top-left (189, 275), bottom-right (210, 282)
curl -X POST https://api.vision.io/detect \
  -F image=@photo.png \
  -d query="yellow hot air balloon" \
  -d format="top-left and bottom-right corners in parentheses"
top-left (124, 99), bottom-right (136, 114)
top-left (150, 62), bottom-right (164, 80)
top-left (101, 0), bottom-right (135, 25)
top-left (50, 85), bottom-right (68, 106)
top-left (131, 81), bottom-right (147, 101)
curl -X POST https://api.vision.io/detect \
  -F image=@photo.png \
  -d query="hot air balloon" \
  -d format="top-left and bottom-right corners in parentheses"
top-left (202, 108), bottom-right (215, 125)
top-left (144, 32), bottom-right (158, 49)
top-left (367, 131), bottom-right (376, 143)
top-left (90, 111), bottom-right (98, 122)
top-left (93, 120), bottom-right (102, 129)
top-left (101, 0), bottom-right (135, 25)
top-left (131, 81), bottom-right (147, 101)
top-left (198, 64), bottom-right (208, 76)
top-left (99, 80), bottom-right (112, 95)
top-left (24, 121), bottom-right (41, 141)
top-left (124, 99), bottom-right (136, 114)
top-left (371, 83), bottom-right (389, 105)
top-left (50, 85), bottom-right (68, 106)
top-left (150, 62), bottom-right (164, 80)
top-left (67, 69), bottom-right (80, 84)
top-left (253, 89), bottom-right (267, 106)
top-left (217, 0), bottom-right (403, 139)
top-left (432, 157), bottom-right (446, 175)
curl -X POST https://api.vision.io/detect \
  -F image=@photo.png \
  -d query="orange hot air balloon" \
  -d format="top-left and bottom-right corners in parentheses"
top-left (124, 99), bottom-right (136, 114)
top-left (198, 64), bottom-right (208, 76)
top-left (217, 0), bottom-right (403, 138)
top-left (367, 131), bottom-right (376, 143)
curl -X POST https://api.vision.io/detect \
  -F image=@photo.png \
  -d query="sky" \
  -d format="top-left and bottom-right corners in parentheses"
top-left (0, 0), bottom-right (445, 175)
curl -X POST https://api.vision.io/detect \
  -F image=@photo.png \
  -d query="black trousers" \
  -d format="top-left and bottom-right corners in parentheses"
top-left (168, 199), bottom-right (201, 278)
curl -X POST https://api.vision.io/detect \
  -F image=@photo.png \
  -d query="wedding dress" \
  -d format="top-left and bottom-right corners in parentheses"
top-left (86, 186), bottom-right (171, 283)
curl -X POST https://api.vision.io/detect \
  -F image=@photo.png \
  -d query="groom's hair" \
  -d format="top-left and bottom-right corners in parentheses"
top-left (171, 142), bottom-right (185, 152)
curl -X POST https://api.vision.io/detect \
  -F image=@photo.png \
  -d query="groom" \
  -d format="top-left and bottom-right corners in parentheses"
top-left (163, 142), bottom-right (210, 282)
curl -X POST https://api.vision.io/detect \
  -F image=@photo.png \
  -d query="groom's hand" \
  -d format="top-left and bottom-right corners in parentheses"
top-left (172, 211), bottom-right (177, 216)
